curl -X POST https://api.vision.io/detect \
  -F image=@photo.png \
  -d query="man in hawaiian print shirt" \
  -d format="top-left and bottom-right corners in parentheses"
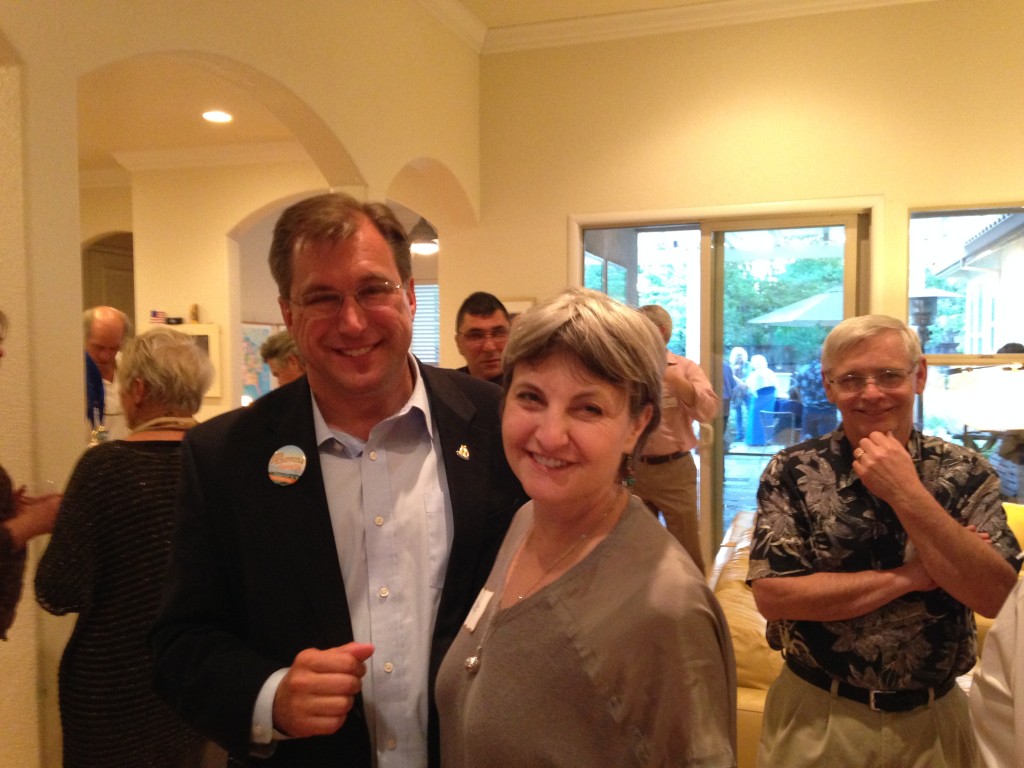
top-left (748, 314), bottom-right (1020, 768)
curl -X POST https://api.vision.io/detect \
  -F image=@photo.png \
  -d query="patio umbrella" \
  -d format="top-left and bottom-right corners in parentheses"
top-left (747, 288), bottom-right (844, 328)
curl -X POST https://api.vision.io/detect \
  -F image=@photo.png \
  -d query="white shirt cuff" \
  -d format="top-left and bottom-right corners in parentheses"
top-left (251, 667), bottom-right (290, 746)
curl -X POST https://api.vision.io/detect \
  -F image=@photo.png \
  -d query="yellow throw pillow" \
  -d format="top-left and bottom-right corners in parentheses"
top-left (1003, 502), bottom-right (1024, 547)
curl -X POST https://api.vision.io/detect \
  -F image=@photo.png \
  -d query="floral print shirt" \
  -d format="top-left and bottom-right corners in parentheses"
top-left (748, 428), bottom-right (1021, 690)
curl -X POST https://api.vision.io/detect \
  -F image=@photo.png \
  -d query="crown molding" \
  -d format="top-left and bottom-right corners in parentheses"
top-left (415, 0), bottom-right (488, 53)
top-left (476, 0), bottom-right (936, 54)
top-left (111, 141), bottom-right (311, 172)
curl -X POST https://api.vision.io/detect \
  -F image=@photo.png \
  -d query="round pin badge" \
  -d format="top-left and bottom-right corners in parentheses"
top-left (268, 445), bottom-right (307, 486)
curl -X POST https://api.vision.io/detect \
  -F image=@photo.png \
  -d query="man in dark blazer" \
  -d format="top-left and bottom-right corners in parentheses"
top-left (152, 194), bottom-right (526, 767)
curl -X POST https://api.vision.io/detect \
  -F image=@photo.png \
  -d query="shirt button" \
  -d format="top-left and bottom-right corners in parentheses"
top-left (374, 516), bottom-right (384, 526)
top-left (369, 451), bottom-right (378, 461)
top-left (386, 738), bottom-right (398, 750)
top-left (383, 661), bottom-right (394, 673)
top-left (379, 586), bottom-right (390, 598)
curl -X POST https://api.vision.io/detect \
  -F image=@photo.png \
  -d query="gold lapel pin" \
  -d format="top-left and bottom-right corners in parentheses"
top-left (456, 444), bottom-right (470, 460)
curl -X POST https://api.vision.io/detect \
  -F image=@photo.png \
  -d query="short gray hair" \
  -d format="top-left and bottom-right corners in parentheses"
top-left (639, 304), bottom-right (672, 337)
top-left (821, 314), bottom-right (922, 372)
top-left (259, 330), bottom-right (303, 366)
top-left (502, 288), bottom-right (664, 451)
top-left (116, 328), bottom-right (214, 415)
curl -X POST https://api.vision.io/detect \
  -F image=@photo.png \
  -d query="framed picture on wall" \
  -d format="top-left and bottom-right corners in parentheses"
top-left (502, 298), bottom-right (535, 322)
top-left (241, 323), bottom-right (277, 402)
top-left (175, 323), bottom-right (222, 398)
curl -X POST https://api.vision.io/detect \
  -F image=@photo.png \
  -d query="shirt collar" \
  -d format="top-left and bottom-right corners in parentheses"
top-left (312, 355), bottom-right (432, 456)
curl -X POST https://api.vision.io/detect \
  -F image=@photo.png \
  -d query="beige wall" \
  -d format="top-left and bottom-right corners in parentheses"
top-left (3, 0), bottom-right (1024, 765)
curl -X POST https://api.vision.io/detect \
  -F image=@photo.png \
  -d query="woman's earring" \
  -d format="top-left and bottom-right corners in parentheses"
top-left (621, 453), bottom-right (636, 488)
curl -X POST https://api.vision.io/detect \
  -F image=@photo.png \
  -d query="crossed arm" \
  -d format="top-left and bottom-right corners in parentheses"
top-left (753, 432), bottom-right (1017, 622)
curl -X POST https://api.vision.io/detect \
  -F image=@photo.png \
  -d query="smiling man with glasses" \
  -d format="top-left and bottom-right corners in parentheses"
top-left (453, 292), bottom-right (510, 385)
top-left (152, 193), bottom-right (526, 768)
top-left (748, 313), bottom-right (1020, 768)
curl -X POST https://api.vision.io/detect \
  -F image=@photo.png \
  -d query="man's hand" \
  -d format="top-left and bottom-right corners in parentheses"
top-left (900, 553), bottom-right (939, 594)
top-left (3, 489), bottom-right (61, 550)
top-left (272, 642), bottom-right (374, 738)
top-left (851, 431), bottom-right (919, 506)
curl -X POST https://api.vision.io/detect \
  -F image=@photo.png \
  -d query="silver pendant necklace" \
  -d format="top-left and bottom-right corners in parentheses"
top-left (464, 499), bottom-right (618, 675)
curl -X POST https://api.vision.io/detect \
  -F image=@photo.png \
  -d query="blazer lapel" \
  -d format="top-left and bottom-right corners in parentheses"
top-left (259, 381), bottom-right (355, 646)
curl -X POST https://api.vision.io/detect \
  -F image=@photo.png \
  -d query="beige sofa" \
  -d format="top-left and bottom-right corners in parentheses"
top-left (707, 510), bottom-right (1006, 768)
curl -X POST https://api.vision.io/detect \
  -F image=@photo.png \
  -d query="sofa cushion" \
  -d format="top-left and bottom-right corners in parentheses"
top-left (714, 549), bottom-right (784, 691)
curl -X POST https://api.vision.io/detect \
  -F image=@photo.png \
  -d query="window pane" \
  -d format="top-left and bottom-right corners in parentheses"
top-left (909, 210), bottom-right (1024, 354)
top-left (919, 361), bottom-right (1024, 500)
top-left (607, 262), bottom-right (628, 303)
top-left (637, 229), bottom-right (700, 356)
top-left (583, 252), bottom-right (604, 290)
top-left (411, 283), bottom-right (439, 364)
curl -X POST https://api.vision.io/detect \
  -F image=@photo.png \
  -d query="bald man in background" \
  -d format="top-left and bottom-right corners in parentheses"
top-left (84, 306), bottom-right (132, 442)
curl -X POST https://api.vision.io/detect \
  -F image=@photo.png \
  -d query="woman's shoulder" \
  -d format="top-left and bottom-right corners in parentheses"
top-left (578, 501), bottom-right (715, 618)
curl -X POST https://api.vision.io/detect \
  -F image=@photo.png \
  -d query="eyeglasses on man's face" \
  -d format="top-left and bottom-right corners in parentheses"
top-left (828, 366), bottom-right (917, 395)
top-left (290, 281), bottom-right (405, 319)
top-left (459, 327), bottom-right (510, 345)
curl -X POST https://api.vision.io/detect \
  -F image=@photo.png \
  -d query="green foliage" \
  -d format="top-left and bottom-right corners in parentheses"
top-left (721, 257), bottom-right (843, 368)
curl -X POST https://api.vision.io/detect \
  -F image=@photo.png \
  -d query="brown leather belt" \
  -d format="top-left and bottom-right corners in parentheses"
top-left (786, 659), bottom-right (955, 713)
top-left (638, 450), bottom-right (688, 465)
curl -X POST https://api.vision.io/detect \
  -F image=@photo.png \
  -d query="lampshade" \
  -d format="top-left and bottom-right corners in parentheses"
top-left (409, 217), bottom-right (439, 256)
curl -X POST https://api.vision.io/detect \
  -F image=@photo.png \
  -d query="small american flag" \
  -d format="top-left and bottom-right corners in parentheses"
top-left (150, 310), bottom-right (167, 324)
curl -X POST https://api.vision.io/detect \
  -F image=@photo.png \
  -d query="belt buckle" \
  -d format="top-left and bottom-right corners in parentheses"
top-left (868, 689), bottom-right (893, 712)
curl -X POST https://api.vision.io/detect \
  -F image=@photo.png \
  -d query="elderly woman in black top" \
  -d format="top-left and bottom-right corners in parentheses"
top-left (36, 327), bottom-right (214, 768)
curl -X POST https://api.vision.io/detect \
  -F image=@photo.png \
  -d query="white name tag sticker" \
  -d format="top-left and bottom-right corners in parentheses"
top-left (464, 589), bottom-right (493, 633)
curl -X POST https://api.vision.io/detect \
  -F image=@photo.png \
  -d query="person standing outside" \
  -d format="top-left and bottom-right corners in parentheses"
top-left (729, 347), bottom-right (750, 443)
top-left (84, 306), bottom-right (132, 442)
top-left (748, 314), bottom-right (1020, 767)
top-left (453, 292), bottom-right (510, 385)
top-left (633, 305), bottom-right (719, 573)
top-left (792, 355), bottom-right (836, 439)
top-left (152, 193), bottom-right (527, 768)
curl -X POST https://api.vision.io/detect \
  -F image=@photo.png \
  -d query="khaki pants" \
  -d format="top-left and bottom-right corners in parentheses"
top-left (758, 665), bottom-right (979, 768)
top-left (633, 451), bottom-right (702, 572)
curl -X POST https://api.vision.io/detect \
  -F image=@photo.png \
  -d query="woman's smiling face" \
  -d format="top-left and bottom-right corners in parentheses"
top-left (502, 351), bottom-right (650, 517)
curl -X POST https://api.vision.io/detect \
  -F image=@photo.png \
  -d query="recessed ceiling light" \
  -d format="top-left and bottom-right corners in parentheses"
top-left (202, 110), bottom-right (233, 123)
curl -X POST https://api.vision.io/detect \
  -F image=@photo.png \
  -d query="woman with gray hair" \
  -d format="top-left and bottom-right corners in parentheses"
top-left (436, 288), bottom-right (736, 767)
top-left (36, 327), bottom-right (214, 768)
